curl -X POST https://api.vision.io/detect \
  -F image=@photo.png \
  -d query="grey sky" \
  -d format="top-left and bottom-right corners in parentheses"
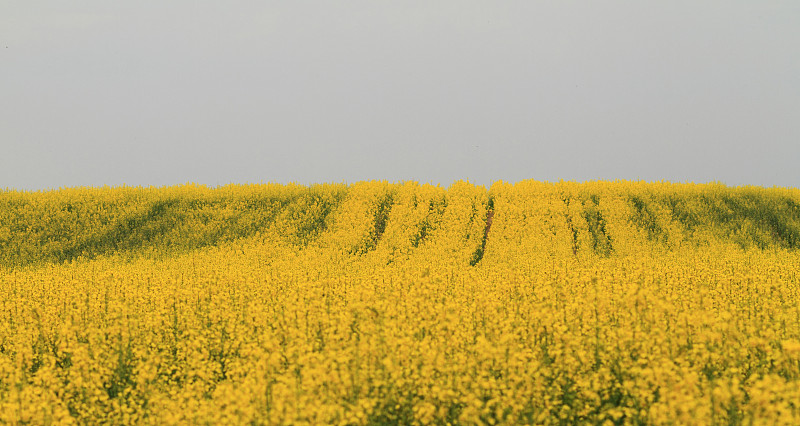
top-left (2, 1), bottom-right (798, 190)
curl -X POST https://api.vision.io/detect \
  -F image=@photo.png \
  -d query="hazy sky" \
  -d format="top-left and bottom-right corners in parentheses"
top-left (2, 1), bottom-right (799, 190)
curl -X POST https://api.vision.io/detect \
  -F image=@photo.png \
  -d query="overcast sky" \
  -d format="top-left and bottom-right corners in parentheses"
top-left (2, 1), bottom-right (798, 190)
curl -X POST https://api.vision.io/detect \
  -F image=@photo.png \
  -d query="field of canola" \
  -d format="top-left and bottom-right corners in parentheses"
top-left (1, 180), bottom-right (800, 425)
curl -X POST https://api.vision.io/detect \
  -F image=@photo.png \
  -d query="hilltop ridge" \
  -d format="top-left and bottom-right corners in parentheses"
top-left (1, 180), bottom-right (799, 269)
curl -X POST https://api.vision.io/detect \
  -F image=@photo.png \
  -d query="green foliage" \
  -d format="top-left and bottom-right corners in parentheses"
top-left (582, 198), bottom-right (614, 257)
top-left (0, 184), bottom-right (348, 269)
top-left (648, 186), bottom-right (800, 250)
top-left (469, 196), bottom-right (494, 267)
top-left (629, 195), bottom-right (668, 244)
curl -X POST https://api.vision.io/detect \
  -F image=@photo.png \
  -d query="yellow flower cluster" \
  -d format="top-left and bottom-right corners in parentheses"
top-left (1, 180), bottom-right (799, 424)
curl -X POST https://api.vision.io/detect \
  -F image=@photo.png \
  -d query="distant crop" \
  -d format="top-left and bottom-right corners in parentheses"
top-left (1, 180), bottom-right (799, 424)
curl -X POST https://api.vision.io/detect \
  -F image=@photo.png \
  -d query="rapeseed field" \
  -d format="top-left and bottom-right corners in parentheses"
top-left (1, 180), bottom-right (799, 424)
